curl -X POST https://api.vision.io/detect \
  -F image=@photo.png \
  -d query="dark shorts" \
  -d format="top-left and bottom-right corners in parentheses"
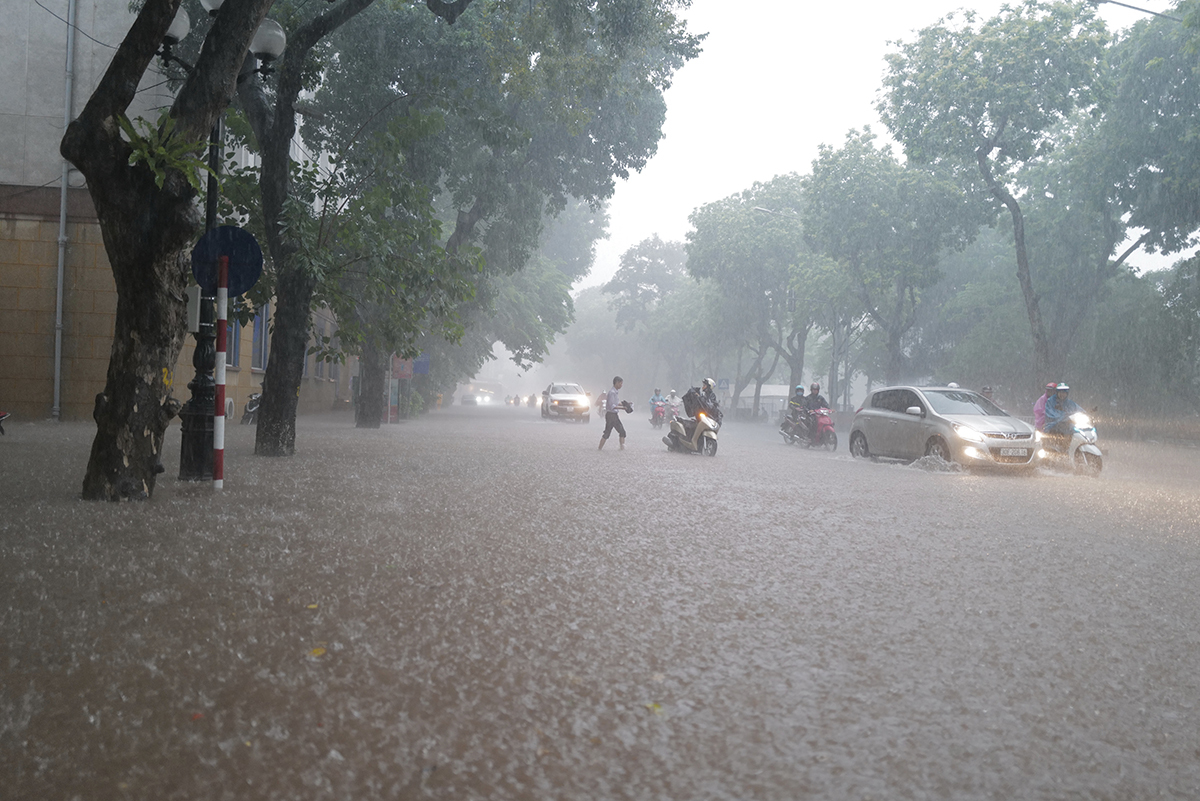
top-left (602, 411), bottom-right (626, 439)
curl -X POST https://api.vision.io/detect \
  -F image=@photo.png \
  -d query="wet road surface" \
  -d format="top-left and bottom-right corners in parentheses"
top-left (3, 405), bottom-right (1200, 799)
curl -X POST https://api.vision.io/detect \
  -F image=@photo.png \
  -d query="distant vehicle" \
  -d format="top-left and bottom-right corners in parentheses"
top-left (650, 400), bottom-right (667, 429)
top-left (849, 386), bottom-right (1040, 470)
top-left (460, 393), bottom-right (477, 405)
top-left (541, 382), bottom-right (590, 423)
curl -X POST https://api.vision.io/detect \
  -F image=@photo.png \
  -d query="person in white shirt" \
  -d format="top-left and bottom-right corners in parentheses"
top-left (598, 376), bottom-right (627, 450)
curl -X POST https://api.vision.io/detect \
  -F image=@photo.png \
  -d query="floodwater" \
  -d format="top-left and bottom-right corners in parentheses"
top-left (2, 406), bottom-right (1200, 799)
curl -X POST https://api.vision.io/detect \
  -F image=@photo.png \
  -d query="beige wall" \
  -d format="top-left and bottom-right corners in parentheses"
top-left (0, 0), bottom-right (355, 424)
top-left (0, 209), bottom-right (350, 422)
top-left (0, 212), bottom-right (263, 421)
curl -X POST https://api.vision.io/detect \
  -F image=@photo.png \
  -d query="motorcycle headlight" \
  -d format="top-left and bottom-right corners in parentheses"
top-left (1071, 412), bottom-right (1092, 427)
top-left (1034, 430), bottom-right (1043, 442)
top-left (954, 424), bottom-right (986, 443)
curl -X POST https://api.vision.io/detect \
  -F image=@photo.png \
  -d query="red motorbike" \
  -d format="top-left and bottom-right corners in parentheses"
top-left (780, 407), bottom-right (837, 450)
top-left (650, 400), bottom-right (667, 429)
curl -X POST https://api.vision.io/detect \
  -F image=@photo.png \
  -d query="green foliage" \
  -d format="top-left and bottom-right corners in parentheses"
top-left (879, 0), bottom-right (1108, 182)
top-left (686, 173), bottom-right (813, 385)
top-left (802, 128), bottom-right (980, 381)
top-left (117, 110), bottom-right (215, 192)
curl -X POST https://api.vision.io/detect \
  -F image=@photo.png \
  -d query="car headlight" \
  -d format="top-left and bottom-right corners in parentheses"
top-left (953, 424), bottom-right (986, 443)
top-left (1034, 430), bottom-right (1043, 442)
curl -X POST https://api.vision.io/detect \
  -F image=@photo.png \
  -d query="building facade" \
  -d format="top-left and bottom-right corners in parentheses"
top-left (0, 0), bottom-right (351, 422)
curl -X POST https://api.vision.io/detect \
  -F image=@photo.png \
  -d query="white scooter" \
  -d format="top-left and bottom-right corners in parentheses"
top-left (663, 410), bottom-right (720, 456)
top-left (1040, 412), bottom-right (1102, 475)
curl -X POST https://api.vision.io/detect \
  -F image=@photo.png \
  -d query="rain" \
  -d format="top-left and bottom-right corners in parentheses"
top-left (4, 411), bottom-right (1200, 797)
top-left (4, 0), bottom-right (1200, 797)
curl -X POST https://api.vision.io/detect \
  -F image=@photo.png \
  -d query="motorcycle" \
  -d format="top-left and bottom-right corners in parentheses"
top-left (1040, 411), bottom-right (1102, 475)
top-left (780, 408), bottom-right (837, 450)
top-left (668, 399), bottom-right (682, 419)
top-left (663, 388), bottom-right (720, 456)
top-left (663, 409), bottom-right (719, 456)
top-left (650, 400), bottom-right (667, 429)
top-left (241, 393), bottom-right (261, 425)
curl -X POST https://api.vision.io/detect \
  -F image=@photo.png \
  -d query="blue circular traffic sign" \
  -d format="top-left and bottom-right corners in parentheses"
top-left (191, 225), bottom-right (263, 296)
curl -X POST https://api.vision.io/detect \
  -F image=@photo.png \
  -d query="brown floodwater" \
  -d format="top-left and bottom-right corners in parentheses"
top-left (2, 407), bottom-right (1199, 799)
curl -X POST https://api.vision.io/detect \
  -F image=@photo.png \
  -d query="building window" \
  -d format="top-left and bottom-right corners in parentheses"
top-left (226, 318), bottom-right (241, 368)
top-left (252, 303), bottom-right (269, 370)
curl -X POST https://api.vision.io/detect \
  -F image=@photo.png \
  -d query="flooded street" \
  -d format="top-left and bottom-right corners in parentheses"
top-left (3, 406), bottom-right (1200, 799)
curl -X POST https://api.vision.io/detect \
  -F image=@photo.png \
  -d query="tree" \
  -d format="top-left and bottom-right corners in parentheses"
top-left (878, 0), bottom-right (1108, 380)
top-left (61, 0), bottom-right (276, 500)
top-left (240, 0), bottom-right (700, 452)
top-left (686, 174), bottom-right (812, 391)
top-left (802, 129), bottom-right (979, 383)
top-left (602, 235), bottom-right (703, 388)
top-left (232, 0), bottom-right (474, 455)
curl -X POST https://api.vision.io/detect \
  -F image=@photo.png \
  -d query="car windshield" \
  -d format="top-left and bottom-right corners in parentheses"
top-left (922, 389), bottom-right (1008, 417)
top-left (552, 384), bottom-right (583, 394)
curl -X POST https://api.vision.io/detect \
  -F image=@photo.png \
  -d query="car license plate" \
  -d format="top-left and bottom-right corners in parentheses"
top-left (999, 448), bottom-right (1028, 457)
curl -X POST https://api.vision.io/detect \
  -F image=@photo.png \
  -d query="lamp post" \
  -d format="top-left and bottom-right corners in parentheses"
top-left (164, 4), bottom-right (285, 480)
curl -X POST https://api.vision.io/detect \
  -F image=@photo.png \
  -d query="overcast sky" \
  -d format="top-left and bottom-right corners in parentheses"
top-left (579, 0), bottom-right (1174, 291)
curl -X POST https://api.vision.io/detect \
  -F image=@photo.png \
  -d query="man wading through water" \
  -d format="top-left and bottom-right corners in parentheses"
top-left (599, 376), bottom-right (632, 450)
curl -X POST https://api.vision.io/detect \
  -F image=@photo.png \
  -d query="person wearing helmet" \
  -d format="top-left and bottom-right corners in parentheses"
top-left (781, 384), bottom-right (807, 440)
top-left (698, 378), bottom-right (723, 423)
top-left (803, 382), bottom-right (829, 412)
top-left (1033, 382), bottom-right (1056, 430)
top-left (1043, 383), bottom-right (1083, 438)
top-left (649, 388), bottom-right (665, 406)
top-left (787, 384), bottom-right (807, 416)
top-left (980, 386), bottom-right (994, 401)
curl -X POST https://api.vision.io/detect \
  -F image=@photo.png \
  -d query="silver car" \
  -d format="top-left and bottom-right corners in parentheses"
top-left (848, 386), bottom-right (1042, 469)
top-left (540, 382), bottom-right (591, 423)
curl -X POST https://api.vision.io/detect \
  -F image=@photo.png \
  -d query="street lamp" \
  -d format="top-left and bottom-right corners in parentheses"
top-left (160, 12), bottom-right (286, 480)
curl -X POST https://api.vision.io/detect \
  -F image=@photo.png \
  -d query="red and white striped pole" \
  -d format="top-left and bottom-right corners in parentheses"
top-left (213, 255), bottom-right (228, 490)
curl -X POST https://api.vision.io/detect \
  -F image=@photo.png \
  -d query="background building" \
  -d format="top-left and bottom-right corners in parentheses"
top-left (0, 0), bottom-right (351, 422)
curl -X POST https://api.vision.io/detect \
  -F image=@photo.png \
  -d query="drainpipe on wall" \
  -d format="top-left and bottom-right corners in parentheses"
top-left (52, 0), bottom-right (78, 421)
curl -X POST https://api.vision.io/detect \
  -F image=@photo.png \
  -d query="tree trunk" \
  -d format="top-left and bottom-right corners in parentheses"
top-left (60, 0), bottom-right (275, 499)
top-left (255, 269), bottom-right (316, 455)
top-left (978, 145), bottom-right (1051, 379)
top-left (356, 341), bottom-right (384, 428)
top-left (239, 0), bottom-right (476, 456)
top-left (82, 249), bottom-right (189, 500)
top-left (827, 323), bottom-right (840, 406)
top-left (884, 326), bottom-right (904, 385)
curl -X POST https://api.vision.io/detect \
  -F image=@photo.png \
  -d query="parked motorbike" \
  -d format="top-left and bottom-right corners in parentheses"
top-left (650, 400), bottom-right (667, 429)
top-left (242, 393), bottom-right (261, 425)
top-left (1040, 412), bottom-right (1102, 475)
